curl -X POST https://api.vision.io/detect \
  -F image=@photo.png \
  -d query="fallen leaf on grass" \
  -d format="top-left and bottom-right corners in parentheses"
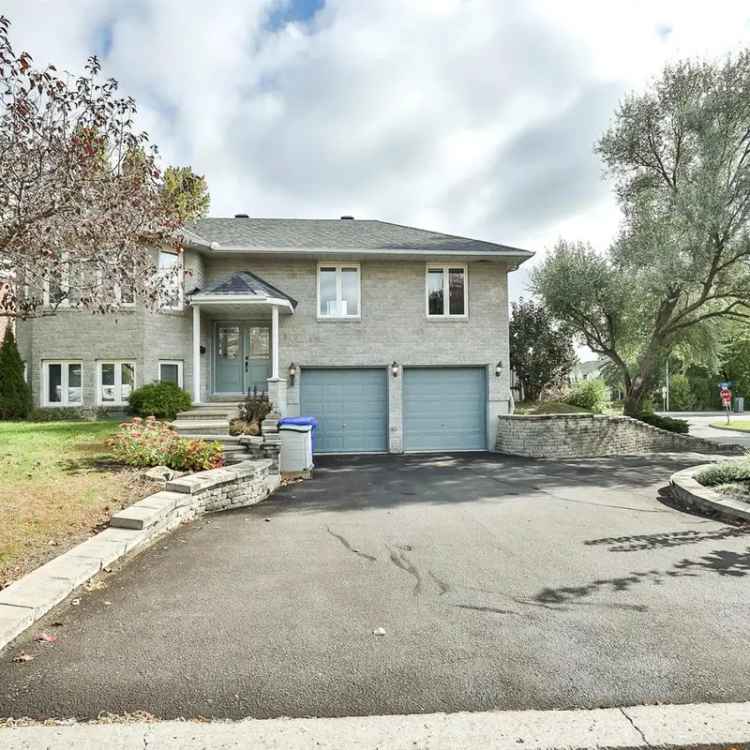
top-left (84, 579), bottom-right (106, 592)
top-left (71, 598), bottom-right (80, 606)
top-left (50, 622), bottom-right (64, 628)
top-left (12, 653), bottom-right (34, 663)
top-left (33, 632), bottom-right (57, 643)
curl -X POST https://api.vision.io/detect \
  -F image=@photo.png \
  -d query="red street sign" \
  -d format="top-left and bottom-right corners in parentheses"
top-left (721, 388), bottom-right (732, 406)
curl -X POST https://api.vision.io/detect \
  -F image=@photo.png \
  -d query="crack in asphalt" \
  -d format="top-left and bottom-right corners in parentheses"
top-left (326, 527), bottom-right (377, 562)
top-left (619, 707), bottom-right (651, 746)
top-left (428, 570), bottom-right (451, 595)
top-left (454, 604), bottom-right (522, 616)
top-left (387, 546), bottom-right (422, 595)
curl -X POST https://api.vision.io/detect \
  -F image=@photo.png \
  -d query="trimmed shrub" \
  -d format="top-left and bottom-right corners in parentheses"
top-left (128, 381), bottom-right (192, 420)
top-left (566, 378), bottom-right (608, 413)
top-left (0, 327), bottom-right (32, 419)
top-left (107, 417), bottom-right (223, 472)
top-left (696, 460), bottom-right (750, 487)
top-left (638, 412), bottom-right (689, 434)
top-left (531, 401), bottom-right (591, 415)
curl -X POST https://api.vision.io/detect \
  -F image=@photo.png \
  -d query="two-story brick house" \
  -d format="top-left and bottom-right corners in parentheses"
top-left (16, 217), bottom-right (532, 453)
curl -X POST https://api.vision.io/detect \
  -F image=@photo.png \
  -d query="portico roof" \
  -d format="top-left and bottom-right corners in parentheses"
top-left (189, 271), bottom-right (297, 312)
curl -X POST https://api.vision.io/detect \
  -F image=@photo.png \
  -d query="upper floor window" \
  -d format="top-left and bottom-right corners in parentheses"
top-left (318, 263), bottom-right (360, 319)
top-left (159, 251), bottom-right (183, 310)
top-left (426, 264), bottom-right (467, 318)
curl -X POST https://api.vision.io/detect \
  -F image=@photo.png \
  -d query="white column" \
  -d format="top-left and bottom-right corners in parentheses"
top-left (271, 304), bottom-right (279, 380)
top-left (192, 304), bottom-right (201, 404)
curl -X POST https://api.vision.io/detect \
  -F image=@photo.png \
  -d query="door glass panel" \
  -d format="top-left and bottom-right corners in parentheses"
top-left (319, 268), bottom-right (337, 316)
top-left (217, 327), bottom-right (240, 359)
top-left (67, 363), bottom-right (82, 403)
top-left (121, 363), bottom-right (135, 400)
top-left (101, 363), bottom-right (116, 402)
top-left (448, 268), bottom-right (465, 315)
top-left (427, 269), bottom-right (444, 315)
top-left (341, 268), bottom-right (359, 316)
top-left (48, 364), bottom-right (62, 403)
top-left (248, 327), bottom-right (270, 357)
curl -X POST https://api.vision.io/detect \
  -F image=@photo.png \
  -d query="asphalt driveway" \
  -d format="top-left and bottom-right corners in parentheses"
top-left (1, 452), bottom-right (749, 720)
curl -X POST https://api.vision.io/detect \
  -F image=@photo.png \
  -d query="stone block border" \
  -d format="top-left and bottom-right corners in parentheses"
top-left (496, 413), bottom-right (742, 459)
top-left (671, 463), bottom-right (750, 523)
top-left (0, 459), bottom-right (279, 654)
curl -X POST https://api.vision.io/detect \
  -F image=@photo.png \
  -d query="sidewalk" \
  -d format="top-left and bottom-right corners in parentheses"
top-left (2, 703), bottom-right (750, 749)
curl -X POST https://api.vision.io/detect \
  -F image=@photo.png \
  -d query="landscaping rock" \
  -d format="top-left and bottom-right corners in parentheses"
top-left (144, 466), bottom-right (176, 482)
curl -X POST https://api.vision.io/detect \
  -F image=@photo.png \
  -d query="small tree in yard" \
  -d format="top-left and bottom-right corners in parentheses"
top-left (0, 326), bottom-right (31, 418)
top-left (533, 52), bottom-right (750, 416)
top-left (509, 298), bottom-right (577, 401)
top-left (0, 16), bottom-right (208, 320)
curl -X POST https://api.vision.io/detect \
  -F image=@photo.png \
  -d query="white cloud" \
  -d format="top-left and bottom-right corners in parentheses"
top-left (5, 0), bottom-right (750, 304)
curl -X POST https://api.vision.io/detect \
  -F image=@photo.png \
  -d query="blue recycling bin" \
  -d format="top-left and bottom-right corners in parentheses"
top-left (278, 416), bottom-right (319, 452)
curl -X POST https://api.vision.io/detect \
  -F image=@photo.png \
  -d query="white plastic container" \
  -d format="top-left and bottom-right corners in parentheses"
top-left (279, 424), bottom-right (313, 474)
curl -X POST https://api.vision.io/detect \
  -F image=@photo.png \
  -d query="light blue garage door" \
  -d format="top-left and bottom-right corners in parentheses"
top-left (300, 368), bottom-right (388, 454)
top-left (403, 367), bottom-right (487, 452)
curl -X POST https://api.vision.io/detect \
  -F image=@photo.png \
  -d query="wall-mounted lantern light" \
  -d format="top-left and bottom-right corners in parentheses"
top-left (495, 361), bottom-right (503, 377)
top-left (200, 345), bottom-right (207, 355)
top-left (288, 362), bottom-right (297, 386)
top-left (391, 361), bottom-right (400, 378)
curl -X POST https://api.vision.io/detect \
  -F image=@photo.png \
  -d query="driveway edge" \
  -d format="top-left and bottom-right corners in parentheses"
top-left (1, 702), bottom-right (749, 749)
top-left (0, 460), bottom-right (279, 654)
top-left (671, 463), bottom-right (750, 523)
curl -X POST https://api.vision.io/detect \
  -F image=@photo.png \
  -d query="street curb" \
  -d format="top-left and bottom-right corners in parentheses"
top-left (0, 460), bottom-right (278, 655)
top-left (671, 463), bottom-right (750, 523)
top-left (1, 702), bottom-right (749, 749)
top-left (706, 421), bottom-right (750, 434)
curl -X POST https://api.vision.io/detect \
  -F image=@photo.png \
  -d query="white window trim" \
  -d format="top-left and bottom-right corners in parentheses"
top-left (159, 360), bottom-right (184, 388)
top-left (96, 360), bottom-right (136, 406)
top-left (42, 360), bottom-right (83, 407)
top-left (425, 263), bottom-right (468, 319)
top-left (159, 251), bottom-right (184, 312)
top-left (316, 262), bottom-right (361, 320)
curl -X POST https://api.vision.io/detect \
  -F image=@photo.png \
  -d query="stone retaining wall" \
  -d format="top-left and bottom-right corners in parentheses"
top-left (496, 414), bottom-right (740, 459)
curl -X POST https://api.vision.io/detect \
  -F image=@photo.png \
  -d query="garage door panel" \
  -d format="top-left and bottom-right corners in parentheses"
top-left (301, 369), bottom-right (388, 453)
top-left (404, 367), bottom-right (486, 451)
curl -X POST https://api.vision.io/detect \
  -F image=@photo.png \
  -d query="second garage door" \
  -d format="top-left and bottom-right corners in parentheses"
top-left (300, 368), bottom-right (388, 453)
top-left (403, 367), bottom-right (487, 452)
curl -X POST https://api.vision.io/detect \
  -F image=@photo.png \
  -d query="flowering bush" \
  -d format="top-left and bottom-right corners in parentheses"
top-left (107, 417), bottom-right (224, 472)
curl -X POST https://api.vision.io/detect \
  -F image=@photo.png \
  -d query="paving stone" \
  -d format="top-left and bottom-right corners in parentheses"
top-left (0, 604), bottom-right (34, 651)
top-left (0, 570), bottom-right (76, 619)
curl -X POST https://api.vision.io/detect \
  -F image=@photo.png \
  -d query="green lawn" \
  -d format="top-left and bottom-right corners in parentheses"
top-left (0, 420), bottom-right (153, 587)
top-left (709, 420), bottom-right (750, 433)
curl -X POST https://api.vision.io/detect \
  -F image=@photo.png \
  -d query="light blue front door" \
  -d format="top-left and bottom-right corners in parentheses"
top-left (300, 368), bottom-right (388, 453)
top-left (214, 323), bottom-right (271, 394)
top-left (403, 367), bottom-right (487, 451)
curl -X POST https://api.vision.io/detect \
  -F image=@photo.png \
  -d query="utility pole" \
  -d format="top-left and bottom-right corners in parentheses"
top-left (665, 357), bottom-right (670, 413)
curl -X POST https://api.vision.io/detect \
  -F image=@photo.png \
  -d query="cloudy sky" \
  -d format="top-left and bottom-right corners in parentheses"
top-left (5, 1), bottom-right (750, 300)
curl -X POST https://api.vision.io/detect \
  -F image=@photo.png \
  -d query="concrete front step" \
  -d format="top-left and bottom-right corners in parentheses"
top-left (172, 420), bottom-right (230, 435)
top-left (178, 410), bottom-right (238, 420)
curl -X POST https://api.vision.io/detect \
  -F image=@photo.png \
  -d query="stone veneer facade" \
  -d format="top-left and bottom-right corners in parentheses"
top-left (18, 248), bottom-right (514, 452)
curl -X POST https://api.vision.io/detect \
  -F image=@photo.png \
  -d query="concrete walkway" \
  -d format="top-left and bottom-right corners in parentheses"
top-left (2, 703), bottom-right (750, 749)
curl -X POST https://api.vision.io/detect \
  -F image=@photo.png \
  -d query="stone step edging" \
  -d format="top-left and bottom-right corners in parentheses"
top-left (670, 462), bottom-right (750, 523)
top-left (0, 459), bottom-right (279, 654)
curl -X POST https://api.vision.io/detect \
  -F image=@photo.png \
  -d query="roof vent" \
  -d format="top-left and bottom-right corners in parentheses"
top-left (234, 213), bottom-right (249, 218)
top-left (340, 215), bottom-right (354, 220)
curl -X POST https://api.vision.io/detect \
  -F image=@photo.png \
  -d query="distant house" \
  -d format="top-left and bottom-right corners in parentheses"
top-left (570, 358), bottom-right (624, 401)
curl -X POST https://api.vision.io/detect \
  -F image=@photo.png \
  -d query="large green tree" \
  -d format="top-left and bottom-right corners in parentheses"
top-left (509, 298), bottom-right (577, 401)
top-left (533, 52), bottom-right (750, 416)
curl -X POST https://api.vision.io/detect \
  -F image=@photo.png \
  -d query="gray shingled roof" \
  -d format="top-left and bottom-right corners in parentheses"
top-left (191, 271), bottom-right (298, 308)
top-left (185, 218), bottom-right (531, 256)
